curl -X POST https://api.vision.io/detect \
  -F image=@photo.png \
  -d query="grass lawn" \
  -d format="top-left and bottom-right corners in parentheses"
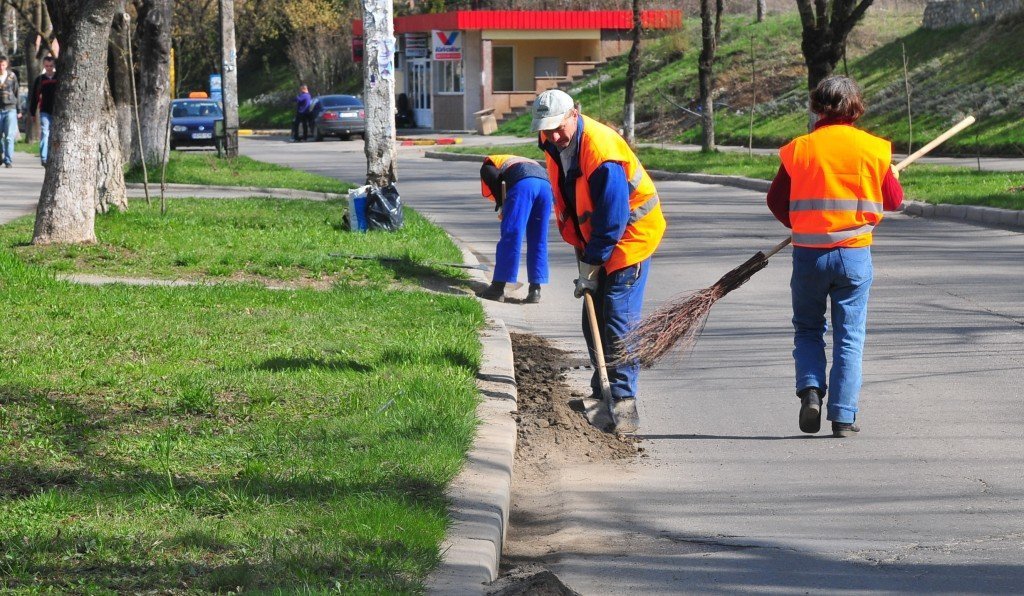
top-left (441, 144), bottom-right (1024, 210)
top-left (125, 152), bottom-right (352, 195)
top-left (0, 198), bottom-right (468, 287)
top-left (0, 199), bottom-right (485, 592)
top-left (14, 139), bottom-right (39, 157)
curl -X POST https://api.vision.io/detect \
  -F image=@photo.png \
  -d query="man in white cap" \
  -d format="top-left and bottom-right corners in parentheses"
top-left (532, 88), bottom-right (666, 433)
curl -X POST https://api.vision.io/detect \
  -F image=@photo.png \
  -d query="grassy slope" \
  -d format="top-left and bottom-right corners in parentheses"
top-left (499, 11), bottom-right (1024, 156)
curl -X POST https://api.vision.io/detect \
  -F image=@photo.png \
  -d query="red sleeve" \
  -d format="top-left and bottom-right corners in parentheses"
top-left (882, 168), bottom-right (904, 211)
top-left (766, 165), bottom-right (792, 229)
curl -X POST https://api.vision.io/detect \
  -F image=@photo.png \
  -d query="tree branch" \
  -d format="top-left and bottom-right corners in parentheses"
top-left (2, 0), bottom-right (58, 56)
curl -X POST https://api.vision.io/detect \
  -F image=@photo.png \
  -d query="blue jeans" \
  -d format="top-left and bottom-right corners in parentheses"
top-left (0, 109), bottom-right (17, 165)
top-left (584, 258), bottom-right (651, 400)
top-left (39, 112), bottom-right (51, 164)
top-left (493, 177), bottom-right (552, 284)
top-left (791, 246), bottom-right (873, 424)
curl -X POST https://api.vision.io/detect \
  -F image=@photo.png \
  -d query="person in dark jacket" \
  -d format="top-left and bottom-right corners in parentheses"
top-left (29, 55), bottom-right (57, 166)
top-left (0, 55), bottom-right (21, 168)
top-left (292, 84), bottom-right (313, 141)
top-left (476, 154), bottom-right (554, 304)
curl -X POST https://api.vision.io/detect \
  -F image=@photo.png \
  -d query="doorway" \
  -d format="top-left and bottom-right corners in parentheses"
top-left (408, 59), bottom-right (433, 128)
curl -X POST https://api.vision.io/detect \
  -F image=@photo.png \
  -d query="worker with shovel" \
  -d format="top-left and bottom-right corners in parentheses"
top-left (767, 76), bottom-right (904, 438)
top-left (532, 89), bottom-right (666, 433)
top-left (476, 154), bottom-right (554, 304)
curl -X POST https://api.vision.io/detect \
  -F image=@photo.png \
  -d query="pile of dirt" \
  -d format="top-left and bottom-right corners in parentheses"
top-left (486, 564), bottom-right (581, 596)
top-left (510, 333), bottom-right (640, 467)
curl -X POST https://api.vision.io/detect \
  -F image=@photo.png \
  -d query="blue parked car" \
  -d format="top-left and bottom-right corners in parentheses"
top-left (170, 98), bottom-right (223, 150)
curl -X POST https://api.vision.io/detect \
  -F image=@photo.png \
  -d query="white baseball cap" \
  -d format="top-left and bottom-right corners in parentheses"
top-left (531, 89), bottom-right (575, 132)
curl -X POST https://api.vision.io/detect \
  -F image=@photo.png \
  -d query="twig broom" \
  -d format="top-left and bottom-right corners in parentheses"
top-left (622, 115), bottom-right (977, 368)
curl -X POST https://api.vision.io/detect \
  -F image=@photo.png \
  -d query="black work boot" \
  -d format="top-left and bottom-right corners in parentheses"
top-left (797, 387), bottom-right (823, 434)
top-left (476, 281), bottom-right (506, 302)
top-left (832, 421), bottom-right (860, 438)
top-left (525, 284), bottom-right (541, 304)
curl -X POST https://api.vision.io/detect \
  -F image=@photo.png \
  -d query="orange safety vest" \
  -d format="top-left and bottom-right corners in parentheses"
top-left (543, 115), bottom-right (666, 272)
top-left (779, 124), bottom-right (892, 248)
top-left (480, 154), bottom-right (541, 201)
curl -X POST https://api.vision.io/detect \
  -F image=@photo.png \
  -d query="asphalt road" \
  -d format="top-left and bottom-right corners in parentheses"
top-left (254, 136), bottom-right (1023, 593)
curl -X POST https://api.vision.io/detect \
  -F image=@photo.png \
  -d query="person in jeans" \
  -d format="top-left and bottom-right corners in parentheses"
top-left (476, 154), bottom-right (553, 304)
top-left (532, 89), bottom-right (667, 434)
top-left (29, 55), bottom-right (58, 166)
top-left (0, 55), bottom-right (21, 168)
top-left (767, 76), bottom-right (904, 438)
top-left (292, 84), bottom-right (313, 141)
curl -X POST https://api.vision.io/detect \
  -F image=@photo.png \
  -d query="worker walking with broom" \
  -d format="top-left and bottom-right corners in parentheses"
top-left (476, 155), bottom-right (554, 303)
top-left (767, 76), bottom-right (904, 438)
top-left (532, 89), bottom-right (666, 433)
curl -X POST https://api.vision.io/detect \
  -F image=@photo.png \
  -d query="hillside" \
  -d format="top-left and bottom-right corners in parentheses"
top-left (499, 10), bottom-right (1024, 156)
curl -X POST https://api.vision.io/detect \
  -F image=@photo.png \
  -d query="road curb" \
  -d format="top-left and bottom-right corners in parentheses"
top-left (425, 317), bottom-right (517, 595)
top-left (125, 183), bottom-right (344, 201)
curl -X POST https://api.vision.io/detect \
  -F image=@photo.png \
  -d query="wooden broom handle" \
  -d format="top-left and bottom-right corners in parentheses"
top-left (767, 115), bottom-right (976, 258)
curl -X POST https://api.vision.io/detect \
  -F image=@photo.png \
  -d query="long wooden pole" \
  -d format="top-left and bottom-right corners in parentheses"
top-left (584, 292), bottom-right (614, 402)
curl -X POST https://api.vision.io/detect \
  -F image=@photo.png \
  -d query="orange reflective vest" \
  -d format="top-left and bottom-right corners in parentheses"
top-left (779, 124), bottom-right (892, 248)
top-left (480, 154), bottom-right (543, 201)
top-left (543, 115), bottom-right (666, 272)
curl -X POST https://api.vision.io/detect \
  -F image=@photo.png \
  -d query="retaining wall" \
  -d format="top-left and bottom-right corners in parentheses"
top-left (923, 0), bottom-right (1023, 28)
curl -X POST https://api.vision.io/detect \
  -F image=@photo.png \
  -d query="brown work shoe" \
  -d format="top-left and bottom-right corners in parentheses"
top-left (798, 387), bottom-right (823, 434)
top-left (831, 421), bottom-right (860, 438)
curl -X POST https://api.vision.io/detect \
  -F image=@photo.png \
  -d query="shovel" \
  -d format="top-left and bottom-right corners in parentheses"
top-left (582, 290), bottom-right (616, 431)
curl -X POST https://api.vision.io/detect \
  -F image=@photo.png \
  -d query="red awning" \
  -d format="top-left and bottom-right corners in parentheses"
top-left (352, 9), bottom-right (681, 36)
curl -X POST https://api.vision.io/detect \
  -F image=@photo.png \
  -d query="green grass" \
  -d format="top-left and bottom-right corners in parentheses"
top-left (0, 197), bottom-right (485, 592)
top-left (15, 139), bottom-right (39, 156)
top-left (0, 198), bottom-right (468, 286)
top-left (441, 144), bottom-right (1024, 209)
top-left (126, 152), bottom-right (352, 194)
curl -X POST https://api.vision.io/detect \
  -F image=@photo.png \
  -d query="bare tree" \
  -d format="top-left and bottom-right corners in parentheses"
top-left (794, 0), bottom-right (875, 127)
top-left (756, 0), bottom-right (766, 22)
top-left (697, 0), bottom-right (723, 152)
top-left (108, 0), bottom-right (132, 155)
top-left (622, 0), bottom-right (642, 146)
top-left (96, 79), bottom-right (128, 213)
top-left (131, 0), bottom-right (171, 166)
top-left (34, 0), bottom-right (120, 245)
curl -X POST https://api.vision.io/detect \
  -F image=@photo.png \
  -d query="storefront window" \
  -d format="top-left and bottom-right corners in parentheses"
top-left (436, 60), bottom-right (463, 94)
top-left (493, 47), bottom-right (514, 92)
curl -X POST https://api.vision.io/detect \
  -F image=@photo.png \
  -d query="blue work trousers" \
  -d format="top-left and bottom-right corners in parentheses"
top-left (39, 112), bottom-right (51, 164)
top-left (493, 177), bottom-right (552, 284)
top-left (583, 258), bottom-right (651, 400)
top-left (0, 109), bottom-right (17, 165)
top-left (791, 246), bottom-right (873, 424)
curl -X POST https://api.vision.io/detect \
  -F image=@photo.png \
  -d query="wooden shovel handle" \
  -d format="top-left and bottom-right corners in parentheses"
top-left (584, 292), bottom-right (613, 402)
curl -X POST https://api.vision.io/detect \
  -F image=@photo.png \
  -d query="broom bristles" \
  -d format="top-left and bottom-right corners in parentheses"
top-left (619, 250), bottom-right (772, 368)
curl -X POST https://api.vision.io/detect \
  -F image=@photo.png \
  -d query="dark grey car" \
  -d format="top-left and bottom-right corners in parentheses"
top-left (312, 95), bottom-right (365, 141)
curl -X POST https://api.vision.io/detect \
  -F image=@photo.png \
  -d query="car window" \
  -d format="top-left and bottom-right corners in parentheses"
top-left (318, 96), bottom-right (362, 109)
top-left (172, 102), bottom-right (223, 118)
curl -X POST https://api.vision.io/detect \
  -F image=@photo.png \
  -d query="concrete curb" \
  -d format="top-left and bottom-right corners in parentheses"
top-left (426, 317), bottom-right (517, 595)
top-left (421, 151), bottom-right (1023, 230)
top-left (125, 183), bottom-right (344, 201)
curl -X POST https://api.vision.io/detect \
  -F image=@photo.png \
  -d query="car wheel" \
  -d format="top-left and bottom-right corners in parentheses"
top-left (359, 132), bottom-right (366, 140)
top-left (170, 143), bottom-right (177, 151)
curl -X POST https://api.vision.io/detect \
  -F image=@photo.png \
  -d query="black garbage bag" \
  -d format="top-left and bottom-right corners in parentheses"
top-left (365, 183), bottom-right (404, 232)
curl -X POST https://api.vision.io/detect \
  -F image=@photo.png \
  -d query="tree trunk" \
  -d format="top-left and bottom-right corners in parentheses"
top-left (362, 0), bottom-right (396, 187)
top-left (756, 0), bottom-right (766, 22)
top-left (108, 0), bottom-right (132, 155)
top-left (34, 0), bottom-right (120, 245)
top-left (96, 80), bottom-right (127, 213)
top-left (132, 0), bottom-right (171, 166)
top-left (219, 0), bottom-right (239, 157)
top-left (698, 0), bottom-right (722, 152)
top-left (21, 2), bottom-right (41, 142)
top-left (622, 0), bottom-right (642, 146)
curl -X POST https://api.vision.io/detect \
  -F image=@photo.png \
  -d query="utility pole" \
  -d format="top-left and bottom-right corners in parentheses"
top-left (218, 0), bottom-right (239, 157)
top-left (362, 0), bottom-right (397, 187)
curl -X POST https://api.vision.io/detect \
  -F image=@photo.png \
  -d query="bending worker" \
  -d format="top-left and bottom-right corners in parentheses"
top-left (531, 89), bottom-right (666, 433)
top-left (767, 76), bottom-right (903, 438)
top-left (476, 154), bottom-right (553, 304)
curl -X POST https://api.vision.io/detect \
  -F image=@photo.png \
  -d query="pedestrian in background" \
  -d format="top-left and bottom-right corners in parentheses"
top-left (532, 89), bottom-right (666, 433)
top-left (292, 84), bottom-right (313, 142)
top-left (476, 154), bottom-right (553, 304)
top-left (29, 55), bottom-right (58, 167)
top-left (767, 75), bottom-right (904, 438)
top-left (0, 55), bottom-right (21, 168)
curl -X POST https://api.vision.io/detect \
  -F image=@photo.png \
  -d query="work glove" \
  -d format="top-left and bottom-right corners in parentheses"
top-left (573, 261), bottom-right (601, 299)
